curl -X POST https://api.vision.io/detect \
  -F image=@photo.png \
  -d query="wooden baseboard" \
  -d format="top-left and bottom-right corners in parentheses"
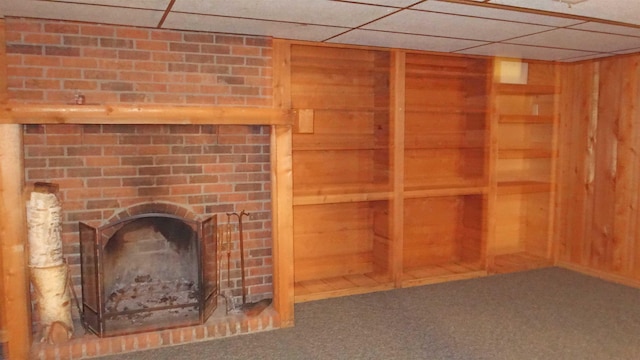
top-left (557, 261), bottom-right (640, 289)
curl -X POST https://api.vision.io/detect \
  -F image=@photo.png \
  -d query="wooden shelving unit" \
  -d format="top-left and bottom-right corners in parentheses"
top-left (288, 44), bottom-right (394, 301)
top-left (400, 52), bottom-right (490, 287)
top-left (488, 60), bottom-right (558, 273)
top-left (276, 41), bottom-right (559, 302)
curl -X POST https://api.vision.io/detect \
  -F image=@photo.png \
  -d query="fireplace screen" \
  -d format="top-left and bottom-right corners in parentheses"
top-left (79, 213), bottom-right (217, 337)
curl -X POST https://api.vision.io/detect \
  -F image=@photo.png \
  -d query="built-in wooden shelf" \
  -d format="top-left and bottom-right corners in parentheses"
top-left (293, 184), bottom-right (392, 205)
top-left (488, 252), bottom-right (553, 274)
top-left (498, 149), bottom-right (553, 159)
top-left (294, 273), bottom-right (393, 303)
top-left (402, 262), bottom-right (487, 288)
top-left (292, 134), bottom-right (388, 151)
top-left (283, 45), bottom-right (558, 305)
top-left (403, 185), bottom-right (488, 199)
top-left (496, 83), bottom-right (557, 95)
top-left (405, 132), bottom-right (485, 149)
top-left (293, 191), bottom-right (393, 206)
top-left (294, 106), bottom-right (389, 112)
top-left (499, 114), bottom-right (554, 124)
top-left (406, 107), bottom-right (486, 115)
top-left (497, 181), bottom-right (551, 194)
top-left (407, 69), bottom-right (487, 79)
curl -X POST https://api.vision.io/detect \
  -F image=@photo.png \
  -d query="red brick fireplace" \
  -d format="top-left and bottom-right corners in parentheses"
top-left (23, 122), bottom-right (274, 304)
top-left (1, 17), bottom-right (295, 360)
top-left (24, 123), bottom-right (277, 357)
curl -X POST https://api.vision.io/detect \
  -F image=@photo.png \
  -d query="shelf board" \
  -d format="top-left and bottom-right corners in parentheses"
top-left (497, 181), bottom-right (551, 194)
top-left (404, 184), bottom-right (488, 198)
top-left (294, 182), bottom-right (489, 204)
top-left (499, 115), bottom-right (554, 124)
top-left (404, 131), bottom-right (485, 150)
top-left (405, 108), bottom-right (486, 115)
top-left (291, 106), bottom-right (389, 112)
top-left (294, 184), bottom-right (392, 205)
top-left (294, 272), bottom-right (393, 303)
top-left (293, 134), bottom-right (388, 151)
top-left (495, 83), bottom-right (557, 95)
top-left (488, 252), bottom-right (553, 274)
top-left (406, 69), bottom-right (487, 79)
top-left (498, 149), bottom-right (552, 159)
top-left (402, 262), bottom-right (486, 288)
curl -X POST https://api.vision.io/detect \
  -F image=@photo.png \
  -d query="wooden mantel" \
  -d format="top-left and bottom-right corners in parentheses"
top-left (0, 104), bottom-right (295, 125)
top-left (0, 103), bottom-right (295, 359)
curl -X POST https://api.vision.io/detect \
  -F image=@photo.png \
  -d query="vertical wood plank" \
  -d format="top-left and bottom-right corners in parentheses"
top-left (611, 56), bottom-right (640, 275)
top-left (390, 50), bottom-right (405, 287)
top-left (486, 58), bottom-right (499, 268)
top-left (591, 59), bottom-right (621, 270)
top-left (271, 40), bottom-right (294, 327)
top-left (546, 63), bottom-right (560, 261)
top-left (631, 57), bottom-right (640, 278)
top-left (477, 60), bottom-right (493, 267)
top-left (272, 39), bottom-right (291, 110)
top-left (582, 63), bottom-right (600, 267)
top-left (556, 62), bottom-right (598, 266)
top-left (270, 125), bottom-right (294, 327)
top-left (0, 125), bottom-right (31, 360)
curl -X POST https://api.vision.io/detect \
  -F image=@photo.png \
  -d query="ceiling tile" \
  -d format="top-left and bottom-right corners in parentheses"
top-left (561, 53), bottom-right (617, 62)
top-left (341, 0), bottom-right (420, 7)
top-left (47, 0), bottom-right (170, 10)
top-left (171, 0), bottom-right (395, 27)
top-left (613, 48), bottom-right (640, 55)
top-left (489, 0), bottom-right (640, 26)
top-left (411, 0), bottom-right (584, 27)
top-left (363, 9), bottom-right (552, 42)
top-left (162, 13), bottom-right (347, 42)
top-left (507, 28), bottom-right (640, 53)
top-left (328, 29), bottom-right (489, 52)
top-left (456, 42), bottom-right (599, 61)
top-left (569, 22), bottom-right (640, 37)
top-left (2, 0), bottom-right (164, 27)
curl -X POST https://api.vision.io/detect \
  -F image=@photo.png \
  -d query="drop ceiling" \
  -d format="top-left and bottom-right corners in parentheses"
top-left (3, 0), bottom-right (640, 62)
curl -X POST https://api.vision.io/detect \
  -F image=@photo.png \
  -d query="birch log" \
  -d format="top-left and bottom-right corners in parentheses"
top-left (26, 183), bottom-right (73, 343)
top-left (27, 188), bottom-right (63, 267)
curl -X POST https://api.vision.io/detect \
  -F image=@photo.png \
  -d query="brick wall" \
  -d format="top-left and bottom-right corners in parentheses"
top-left (5, 18), bottom-right (276, 335)
top-left (5, 18), bottom-right (272, 106)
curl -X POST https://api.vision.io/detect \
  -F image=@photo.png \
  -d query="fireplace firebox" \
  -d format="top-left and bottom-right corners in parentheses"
top-left (79, 208), bottom-right (217, 337)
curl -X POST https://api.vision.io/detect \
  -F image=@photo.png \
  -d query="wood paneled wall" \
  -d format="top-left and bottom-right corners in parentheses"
top-left (556, 55), bottom-right (640, 282)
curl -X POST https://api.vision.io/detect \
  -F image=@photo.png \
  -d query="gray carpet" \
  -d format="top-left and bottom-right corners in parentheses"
top-left (95, 267), bottom-right (640, 360)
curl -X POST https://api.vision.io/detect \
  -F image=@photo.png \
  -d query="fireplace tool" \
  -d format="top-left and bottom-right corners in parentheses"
top-left (217, 215), bottom-right (237, 313)
top-left (228, 210), bottom-right (272, 316)
top-left (216, 224), bottom-right (231, 314)
top-left (225, 213), bottom-right (232, 288)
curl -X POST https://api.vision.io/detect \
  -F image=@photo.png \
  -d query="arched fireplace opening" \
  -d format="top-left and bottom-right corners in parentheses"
top-left (79, 209), bottom-right (217, 337)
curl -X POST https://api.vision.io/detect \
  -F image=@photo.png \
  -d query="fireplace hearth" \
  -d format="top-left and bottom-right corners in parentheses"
top-left (79, 207), bottom-right (217, 337)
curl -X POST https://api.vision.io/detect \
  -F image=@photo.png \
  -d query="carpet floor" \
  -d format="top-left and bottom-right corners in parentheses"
top-left (94, 267), bottom-right (640, 360)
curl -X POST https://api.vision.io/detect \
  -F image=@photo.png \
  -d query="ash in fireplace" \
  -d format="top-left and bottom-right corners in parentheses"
top-left (105, 277), bottom-right (199, 328)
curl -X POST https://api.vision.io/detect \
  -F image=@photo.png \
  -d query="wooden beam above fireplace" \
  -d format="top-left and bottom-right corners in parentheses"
top-left (0, 104), bottom-right (295, 126)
